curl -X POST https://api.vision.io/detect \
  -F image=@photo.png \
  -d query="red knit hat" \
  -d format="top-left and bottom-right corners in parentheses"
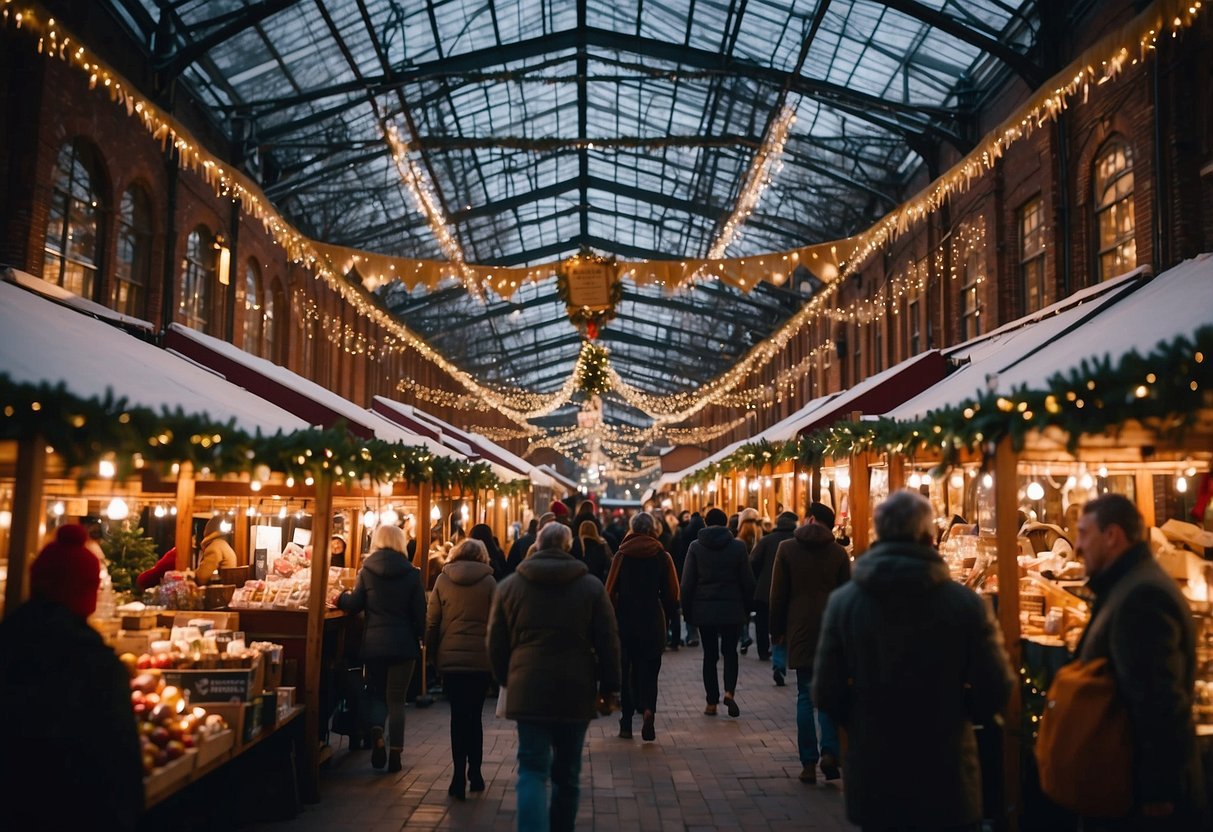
top-left (550, 500), bottom-right (569, 517)
top-left (30, 524), bottom-right (101, 618)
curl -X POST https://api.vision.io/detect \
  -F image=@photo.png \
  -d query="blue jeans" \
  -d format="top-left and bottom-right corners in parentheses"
top-left (796, 668), bottom-right (838, 765)
top-left (772, 643), bottom-right (787, 674)
top-left (515, 720), bottom-right (589, 832)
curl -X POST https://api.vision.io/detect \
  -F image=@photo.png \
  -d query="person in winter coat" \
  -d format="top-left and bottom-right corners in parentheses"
top-left (469, 523), bottom-right (510, 581)
top-left (1073, 494), bottom-right (1206, 829)
top-left (195, 514), bottom-right (236, 584)
top-left (735, 508), bottom-right (762, 653)
top-left (813, 490), bottom-right (1013, 830)
top-left (487, 522), bottom-right (621, 832)
top-left (769, 503), bottom-right (850, 783)
top-left (0, 525), bottom-right (144, 832)
top-left (426, 539), bottom-right (496, 800)
top-left (572, 519), bottom-right (612, 583)
top-left (335, 523), bottom-right (426, 773)
top-left (507, 518), bottom-right (539, 572)
top-left (572, 499), bottom-right (602, 533)
top-left (675, 510), bottom-right (704, 647)
top-left (604, 512), bottom-right (680, 742)
top-left (749, 510), bottom-right (798, 665)
top-left (681, 507), bottom-right (756, 717)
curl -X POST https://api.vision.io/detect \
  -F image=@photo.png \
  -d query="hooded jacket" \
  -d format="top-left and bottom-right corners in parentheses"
top-left (487, 548), bottom-right (621, 722)
top-left (338, 547), bottom-right (426, 661)
top-left (1077, 542), bottom-right (1205, 819)
top-left (812, 541), bottom-right (1013, 828)
top-left (768, 522), bottom-right (850, 670)
top-left (680, 526), bottom-right (755, 627)
top-left (749, 513), bottom-right (798, 605)
top-left (604, 532), bottom-right (680, 653)
top-left (196, 529), bottom-right (236, 584)
top-left (426, 559), bottom-right (495, 674)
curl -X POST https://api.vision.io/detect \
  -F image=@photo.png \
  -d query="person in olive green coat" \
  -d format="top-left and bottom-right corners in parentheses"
top-left (427, 538), bottom-right (496, 800)
top-left (487, 522), bottom-right (621, 832)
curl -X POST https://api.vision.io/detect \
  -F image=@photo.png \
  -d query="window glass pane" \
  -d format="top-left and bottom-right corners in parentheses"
top-left (1095, 141), bottom-right (1136, 281)
top-left (113, 187), bottom-right (151, 317)
top-left (43, 141), bottom-right (101, 298)
top-left (241, 262), bottom-right (263, 354)
top-left (265, 281), bottom-right (280, 363)
top-left (179, 228), bottom-right (213, 332)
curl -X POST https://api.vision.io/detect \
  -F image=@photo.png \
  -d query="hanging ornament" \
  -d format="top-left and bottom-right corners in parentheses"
top-left (556, 249), bottom-right (622, 336)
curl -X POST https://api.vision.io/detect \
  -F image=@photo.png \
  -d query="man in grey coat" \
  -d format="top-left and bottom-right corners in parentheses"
top-left (813, 490), bottom-right (1013, 831)
top-left (1074, 494), bottom-right (1206, 830)
top-left (488, 521), bottom-right (621, 832)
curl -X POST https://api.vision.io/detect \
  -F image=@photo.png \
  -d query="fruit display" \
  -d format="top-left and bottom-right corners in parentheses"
top-left (127, 667), bottom-right (227, 776)
top-left (123, 649), bottom-right (257, 672)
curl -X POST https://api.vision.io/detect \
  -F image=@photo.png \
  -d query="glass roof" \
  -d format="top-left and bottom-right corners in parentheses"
top-left (105, 0), bottom-right (1041, 454)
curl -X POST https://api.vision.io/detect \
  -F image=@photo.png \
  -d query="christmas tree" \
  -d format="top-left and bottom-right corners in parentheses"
top-left (102, 521), bottom-right (159, 595)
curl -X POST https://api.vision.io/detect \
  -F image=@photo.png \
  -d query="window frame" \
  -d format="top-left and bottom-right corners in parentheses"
top-left (1093, 139), bottom-right (1136, 282)
top-left (43, 140), bottom-right (105, 299)
top-left (179, 226), bottom-right (216, 333)
top-left (112, 184), bottom-right (152, 317)
top-left (1017, 195), bottom-right (1046, 316)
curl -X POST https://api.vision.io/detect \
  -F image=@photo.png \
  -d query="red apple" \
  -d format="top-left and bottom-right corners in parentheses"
top-left (136, 654), bottom-right (153, 670)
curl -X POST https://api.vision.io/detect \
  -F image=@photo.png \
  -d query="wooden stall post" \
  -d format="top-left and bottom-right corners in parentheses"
top-left (4, 434), bottom-right (47, 617)
top-left (888, 453), bottom-right (906, 492)
top-left (415, 480), bottom-right (432, 572)
top-left (849, 451), bottom-right (872, 556)
top-left (301, 474), bottom-right (334, 803)
top-left (993, 437), bottom-right (1023, 830)
top-left (1135, 469), bottom-right (1156, 528)
top-left (173, 462), bottom-right (196, 570)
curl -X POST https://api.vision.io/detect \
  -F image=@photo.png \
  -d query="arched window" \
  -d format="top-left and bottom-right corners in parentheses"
top-left (44, 140), bottom-right (105, 298)
top-left (1094, 139), bottom-right (1136, 281)
top-left (240, 260), bottom-right (264, 355)
top-left (112, 185), bottom-right (152, 317)
top-left (265, 278), bottom-right (284, 364)
top-left (179, 226), bottom-right (215, 332)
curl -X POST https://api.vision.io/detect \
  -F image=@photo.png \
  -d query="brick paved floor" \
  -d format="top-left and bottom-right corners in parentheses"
top-left (250, 643), bottom-right (857, 831)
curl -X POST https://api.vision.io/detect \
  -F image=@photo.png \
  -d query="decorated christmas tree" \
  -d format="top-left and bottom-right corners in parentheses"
top-left (102, 521), bottom-right (159, 595)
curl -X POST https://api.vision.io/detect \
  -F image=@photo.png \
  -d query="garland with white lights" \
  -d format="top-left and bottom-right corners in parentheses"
top-left (5, 0), bottom-right (1205, 434)
top-left (678, 326), bottom-right (1213, 487)
top-left (0, 374), bottom-right (528, 491)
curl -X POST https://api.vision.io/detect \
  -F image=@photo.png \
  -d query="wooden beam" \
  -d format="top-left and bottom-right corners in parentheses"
top-left (993, 436), bottom-right (1022, 831)
top-left (4, 434), bottom-right (47, 617)
top-left (174, 463), bottom-right (195, 570)
top-left (416, 481), bottom-right (433, 574)
top-left (300, 475), bottom-right (333, 804)
top-left (888, 453), bottom-right (906, 492)
top-left (1135, 469), bottom-right (1156, 528)
top-left (849, 451), bottom-right (872, 555)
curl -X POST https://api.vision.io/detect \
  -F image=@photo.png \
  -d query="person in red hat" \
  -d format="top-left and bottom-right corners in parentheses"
top-left (0, 524), bottom-right (144, 829)
top-left (549, 499), bottom-right (571, 526)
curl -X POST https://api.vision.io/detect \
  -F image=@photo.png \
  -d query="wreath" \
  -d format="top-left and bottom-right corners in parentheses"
top-left (555, 251), bottom-right (623, 339)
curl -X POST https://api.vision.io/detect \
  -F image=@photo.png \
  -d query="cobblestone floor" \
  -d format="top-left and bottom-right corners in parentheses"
top-left (251, 643), bottom-right (857, 831)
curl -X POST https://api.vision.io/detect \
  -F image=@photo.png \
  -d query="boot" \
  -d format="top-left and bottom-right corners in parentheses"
top-left (618, 715), bottom-right (633, 739)
top-left (387, 749), bottom-right (402, 773)
top-left (641, 710), bottom-right (656, 742)
top-left (468, 765), bottom-right (485, 793)
top-left (370, 726), bottom-right (386, 769)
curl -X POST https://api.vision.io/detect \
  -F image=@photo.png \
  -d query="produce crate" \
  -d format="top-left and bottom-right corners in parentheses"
top-left (122, 611), bottom-right (161, 630)
top-left (143, 747), bottom-right (197, 804)
top-left (204, 698), bottom-right (264, 745)
top-left (163, 666), bottom-right (256, 702)
top-left (195, 728), bottom-right (234, 769)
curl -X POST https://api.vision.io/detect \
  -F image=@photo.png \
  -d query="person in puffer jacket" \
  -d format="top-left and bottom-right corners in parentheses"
top-left (337, 523), bottom-right (425, 774)
top-left (681, 507), bottom-right (755, 718)
top-left (488, 521), bottom-right (621, 832)
top-left (427, 538), bottom-right (496, 800)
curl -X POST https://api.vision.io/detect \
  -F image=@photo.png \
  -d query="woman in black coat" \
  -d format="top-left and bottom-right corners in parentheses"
top-left (469, 523), bottom-right (509, 580)
top-left (573, 519), bottom-right (613, 583)
top-left (604, 512), bottom-right (680, 741)
top-left (681, 508), bottom-right (756, 717)
top-left (336, 523), bottom-right (426, 773)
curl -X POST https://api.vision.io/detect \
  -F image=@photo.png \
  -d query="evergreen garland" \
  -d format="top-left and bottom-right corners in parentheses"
top-left (576, 343), bottom-right (612, 396)
top-left (679, 326), bottom-right (1213, 487)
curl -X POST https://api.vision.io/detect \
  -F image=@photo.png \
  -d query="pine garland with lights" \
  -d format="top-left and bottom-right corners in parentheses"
top-left (680, 326), bottom-right (1213, 488)
top-left (0, 375), bottom-right (515, 491)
